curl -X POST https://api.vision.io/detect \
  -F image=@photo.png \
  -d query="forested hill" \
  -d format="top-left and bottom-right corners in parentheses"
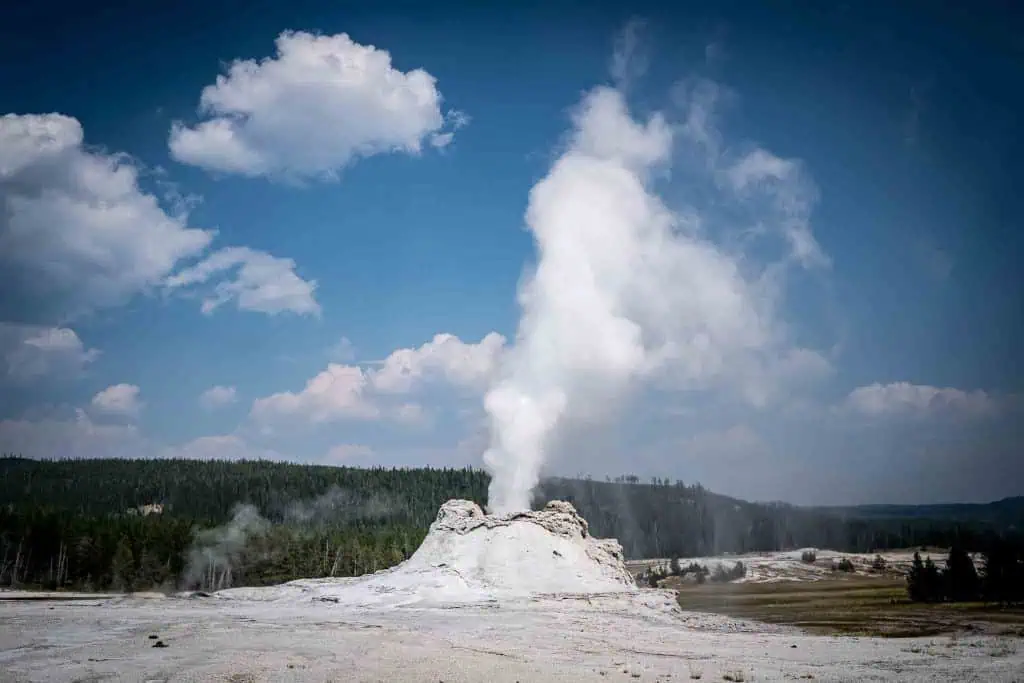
top-left (1, 456), bottom-right (1019, 592)
top-left (0, 455), bottom-right (488, 526)
top-left (812, 499), bottom-right (1024, 527)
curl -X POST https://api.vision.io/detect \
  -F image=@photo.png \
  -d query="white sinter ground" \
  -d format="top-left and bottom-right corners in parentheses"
top-left (627, 548), bottom-right (982, 584)
top-left (1, 502), bottom-right (1021, 682)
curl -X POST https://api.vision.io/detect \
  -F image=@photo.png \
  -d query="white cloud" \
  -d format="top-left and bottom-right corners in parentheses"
top-left (0, 113), bottom-right (321, 322)
top-left (249, 333), bottom-right (502, 428)
top-left (90, 383), bottom-right (143, 418)
top-left (845, 382), bottom-right (998, 418)
top-left (169, 31), bottom-right (460, 180)
top-left (198, 385), bottom-right (237, 410)
top-left (0, 113), bottom-right (214, 321)
top-left (0, 409), bottom-right (145, 459)
top-left (250, 363), bottom-right (379, 424)
top-left (164, 246), bottom-right (319, 316)
top-left (0, 323), bottom-right (99, 379)
top-left (371, 332), bottom-right (506, 394)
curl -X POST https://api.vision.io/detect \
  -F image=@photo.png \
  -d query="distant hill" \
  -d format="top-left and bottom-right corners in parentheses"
top-left (813, 498), bottom-right (1024, 529)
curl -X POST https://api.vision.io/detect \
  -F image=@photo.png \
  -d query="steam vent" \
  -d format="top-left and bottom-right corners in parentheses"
top-left (215, 499), bottom-right (637, 607)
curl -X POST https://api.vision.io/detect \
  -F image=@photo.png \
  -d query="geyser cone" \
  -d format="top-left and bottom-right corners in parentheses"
top-left (400, 499), bottom-right (637, 595)
top-left (214, 499), bottom-right (637, 607)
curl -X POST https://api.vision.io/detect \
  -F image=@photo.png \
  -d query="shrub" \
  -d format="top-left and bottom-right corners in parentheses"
top-left (833, 557), bottom-right (855, 573)
top-left (711, 561), bottom-right (747, 583)
top-left (644, 565), bottom-right (668, 588)
top-left (800, 550), bottom-right (817, 564)
top-left (871, 554), bottom-right (887, 572)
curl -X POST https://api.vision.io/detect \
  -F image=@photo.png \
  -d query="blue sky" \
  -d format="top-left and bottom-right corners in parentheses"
top-left (1, 0), bottom-right (1021, 505)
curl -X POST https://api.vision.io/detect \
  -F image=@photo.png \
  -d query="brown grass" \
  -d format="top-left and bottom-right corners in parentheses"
top-left (673, 577), bottom-right (1024, 638)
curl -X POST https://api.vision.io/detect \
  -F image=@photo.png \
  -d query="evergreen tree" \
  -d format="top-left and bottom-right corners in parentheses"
top-left (981, 542), bottom-right (1024, 606)
top-left (943, 546), bottom-right (979, 602)
top-left (907, 551), bottom-right (944, 602)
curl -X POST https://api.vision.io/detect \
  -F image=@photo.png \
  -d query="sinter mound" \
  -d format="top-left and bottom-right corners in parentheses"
top-left (215, 499), bottom-right (637, 606)
top-left (402, 499), bottom-right (637, 593)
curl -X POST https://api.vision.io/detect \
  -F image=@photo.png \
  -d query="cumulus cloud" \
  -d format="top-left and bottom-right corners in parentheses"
top-left (482, 73), bottom-right (830, 512)
top-left (371, 332), bottom-right (506, 393)
top-left (249, 332), bottom-right (501, 427)
top-left (199, 385), bottom-right (237, 410)
top-left (845, 382), bottom-right (999, 418)
top-left (169, 31), bottom-right (462, 180)
top-left (0, 113), bottom-right (213, 321)
top-left (164, 246), bottom-right (319, 316)
top-left (90, 383), bottom-right (143, 418)
top-left (251, 364), bottom-right (379, 424)
top-left (0, 323), bottom-right (99, 379)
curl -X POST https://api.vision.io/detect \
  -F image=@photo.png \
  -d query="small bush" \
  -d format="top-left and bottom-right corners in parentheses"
top-left (643, 565), bottom-right (668, 587)
top-left (711, 561), bottom-right (747, 583)
top-left (800, 550), bottom-right (817, 564)
top-left (871, 554), bottom-right (888, 572)
top-left (833, 557), bottom-right (855, 573)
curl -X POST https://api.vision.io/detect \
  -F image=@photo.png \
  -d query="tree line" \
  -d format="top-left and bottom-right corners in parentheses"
top-left (906, 545), bottom-right (1023, 606)
top-left (1, 456), bottom-right (1021, 593)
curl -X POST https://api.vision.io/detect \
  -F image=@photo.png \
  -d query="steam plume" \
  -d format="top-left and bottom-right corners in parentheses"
top-left (483, 58), bottom-right (824, 513)
top-left (185, 503), bottom-right (268, 591)
top-left (184, 487), bottom-right (399, 590)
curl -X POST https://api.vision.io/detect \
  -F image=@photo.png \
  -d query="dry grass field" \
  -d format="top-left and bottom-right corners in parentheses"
top-left (670, 576), bottom-right (1024, 638)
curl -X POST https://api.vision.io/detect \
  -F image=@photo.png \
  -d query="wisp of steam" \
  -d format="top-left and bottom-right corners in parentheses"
top-left (483, 55), bottom-right (824, 513)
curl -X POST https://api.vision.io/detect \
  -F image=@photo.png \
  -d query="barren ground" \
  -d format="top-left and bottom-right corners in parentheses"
top-left (2, 590), bottom-right (1022, 682)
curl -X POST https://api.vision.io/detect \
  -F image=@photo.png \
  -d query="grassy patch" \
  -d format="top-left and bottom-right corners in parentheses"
top-left (672, 577), bottom-right (1024, 638)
